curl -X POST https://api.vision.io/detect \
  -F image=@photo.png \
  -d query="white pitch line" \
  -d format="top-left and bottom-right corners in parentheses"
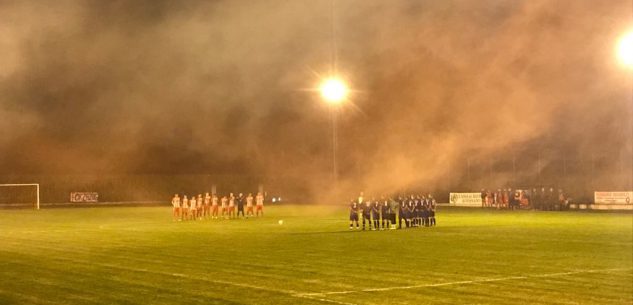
top-left (3, 245), bottom-right (352, 305)
top-left (92, 262), bottom-right (360, 305)
top-left (92, 263), bottom-right (299, 295)
top-left (297, 267), bottom-right (633, 297)
top-left (297, 294), bottom-right (360, 305)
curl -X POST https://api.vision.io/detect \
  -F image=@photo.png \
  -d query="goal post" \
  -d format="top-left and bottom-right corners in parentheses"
top-left (0, 183), bottom-right (40, 210)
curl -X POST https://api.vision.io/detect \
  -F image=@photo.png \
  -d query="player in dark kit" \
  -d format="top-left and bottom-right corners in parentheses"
top-left (236, 193), bottom-right (245, 218)
top-left (397, 196), bottom-right (406, 229)
top-left (380, 196), bottom-right (391, 229)
top-left (419, 195), bottom-right (426, 226)
top-left (407, 195), bottom-right (415, 227)
top-left (413, 195), bottom-right (421, 227)
top-left (421, 196), bottom-right (430, 227)
top-left (361, 200), bottom-right (372, 230)
top-left (428, 194), bottom-right (437, 226)
top-left (371, 198), bottom-right (381, 230)
top-left (349, 199), bottom-right (359, 230)
top-left (389, 197), bottom-right (397, 226)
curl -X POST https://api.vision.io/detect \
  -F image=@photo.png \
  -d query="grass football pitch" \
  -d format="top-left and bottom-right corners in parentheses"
top-left (0, 205), bottom-right (631, 305)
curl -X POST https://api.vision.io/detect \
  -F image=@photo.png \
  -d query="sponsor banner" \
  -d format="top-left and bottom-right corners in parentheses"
top-left (449, 193), bottom-right (482, 207)
top-left (70, 192), bottom-right (99, 203)
top-left (594, 192), bottom-right (632, 204)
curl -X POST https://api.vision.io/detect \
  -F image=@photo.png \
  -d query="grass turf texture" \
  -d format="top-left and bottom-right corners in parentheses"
top-left (0, 206), bottom-right (631, 305)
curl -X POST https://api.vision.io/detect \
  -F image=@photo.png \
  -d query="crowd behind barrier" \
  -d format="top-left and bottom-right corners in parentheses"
top-left (479, 187), bottom-right (569, 210)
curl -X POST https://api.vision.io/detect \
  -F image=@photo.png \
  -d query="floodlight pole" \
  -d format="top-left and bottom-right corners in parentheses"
top-left (466, 158), bottom-right (471, 190)
top-left (628, 70), bottom-right (633, 190)
top-left (331, 104), bottom-right (338, 188)
top-left (616, 30), bottom-right (633, 191)
top-left (512, 154), bottom-right (516, 186)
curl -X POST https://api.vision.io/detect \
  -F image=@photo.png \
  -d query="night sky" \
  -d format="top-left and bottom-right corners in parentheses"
top-left (1, 0), bottom-right (631, 196)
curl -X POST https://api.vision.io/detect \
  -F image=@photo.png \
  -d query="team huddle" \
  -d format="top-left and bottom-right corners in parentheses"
top-left (171, 192), bottom-right (265, 221)
top-left (349, 193), bottom-right (437, 230)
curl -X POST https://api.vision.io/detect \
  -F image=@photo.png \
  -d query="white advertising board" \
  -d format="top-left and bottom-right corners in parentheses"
top-left (594, 192), bottom-right (632, 204)
top-left (449, 193), bottom-right (482, 207)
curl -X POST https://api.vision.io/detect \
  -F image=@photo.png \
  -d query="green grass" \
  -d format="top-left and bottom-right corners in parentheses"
top-left (0, 205), bottom-right (631, 305)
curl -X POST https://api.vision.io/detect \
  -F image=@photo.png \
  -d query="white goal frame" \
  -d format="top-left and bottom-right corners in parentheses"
top-left (0, 183), bottom-right (40, 210)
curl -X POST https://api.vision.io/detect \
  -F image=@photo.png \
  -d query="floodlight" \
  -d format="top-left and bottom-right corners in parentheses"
top-left (320, 78), bottom-right (348, 103)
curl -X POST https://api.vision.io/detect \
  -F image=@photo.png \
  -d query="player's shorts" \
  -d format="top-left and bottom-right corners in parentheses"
top-left (212, 205), bottom-right (218, 212)
top-left (362, 213), bottom-right (371, 220)
top-left (371, 212), bottom-right (379, 219)
top-left (221, 207), bottom-right (227, 212)
top-left (430, 210), bottom-right (435, 217)
top-left (256, 205), bottom-right (263, 211)
top-left (349, 213), bottom-right (358, 221)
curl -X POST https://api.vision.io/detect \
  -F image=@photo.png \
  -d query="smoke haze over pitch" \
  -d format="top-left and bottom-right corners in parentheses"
top-left (0, 0), bottom-right (631, 199)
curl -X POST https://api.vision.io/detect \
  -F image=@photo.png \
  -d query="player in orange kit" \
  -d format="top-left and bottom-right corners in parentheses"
top-left (171, 194), bottom-right (181, 221)
top-left (255, 192), bottom-right (264, 217)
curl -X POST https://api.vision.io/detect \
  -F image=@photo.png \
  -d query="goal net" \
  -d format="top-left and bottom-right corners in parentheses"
top-left (0, 184), bottom-right (40, 209)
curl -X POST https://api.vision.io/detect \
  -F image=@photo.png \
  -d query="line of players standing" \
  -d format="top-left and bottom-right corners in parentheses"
top-left (349, 193), bottom-right (437, 230)
top-left (171, 192), bottom-right (265, 221)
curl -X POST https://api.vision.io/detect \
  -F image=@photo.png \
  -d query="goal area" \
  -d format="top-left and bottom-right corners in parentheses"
top-left (0, 183), bottom-right (40, 210)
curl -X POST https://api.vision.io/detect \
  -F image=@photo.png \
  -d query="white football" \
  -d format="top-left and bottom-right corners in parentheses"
top-left (278, 220), bottom-right (284, 225)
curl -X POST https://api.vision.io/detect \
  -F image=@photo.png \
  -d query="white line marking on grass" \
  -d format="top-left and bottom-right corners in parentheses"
top-left (297, 267), bottom-right (633, 297)
top-left (296, 294), bottom-right (359, 305)
top-left (92, 263), bottom-right (299, 295)
top-left (92, 263), bottom-right (360, 305)
top-left (2, 244), bottom-right (355, 305)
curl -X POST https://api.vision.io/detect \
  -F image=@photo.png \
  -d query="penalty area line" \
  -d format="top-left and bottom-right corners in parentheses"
top-left (297, 267), bottom-right (633, 297)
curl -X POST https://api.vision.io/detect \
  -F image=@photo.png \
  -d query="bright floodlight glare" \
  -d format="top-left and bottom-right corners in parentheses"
top-left (617, 31), bottom-right (633, 68)
top-left (320, 78), bottom-right (348, 103)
